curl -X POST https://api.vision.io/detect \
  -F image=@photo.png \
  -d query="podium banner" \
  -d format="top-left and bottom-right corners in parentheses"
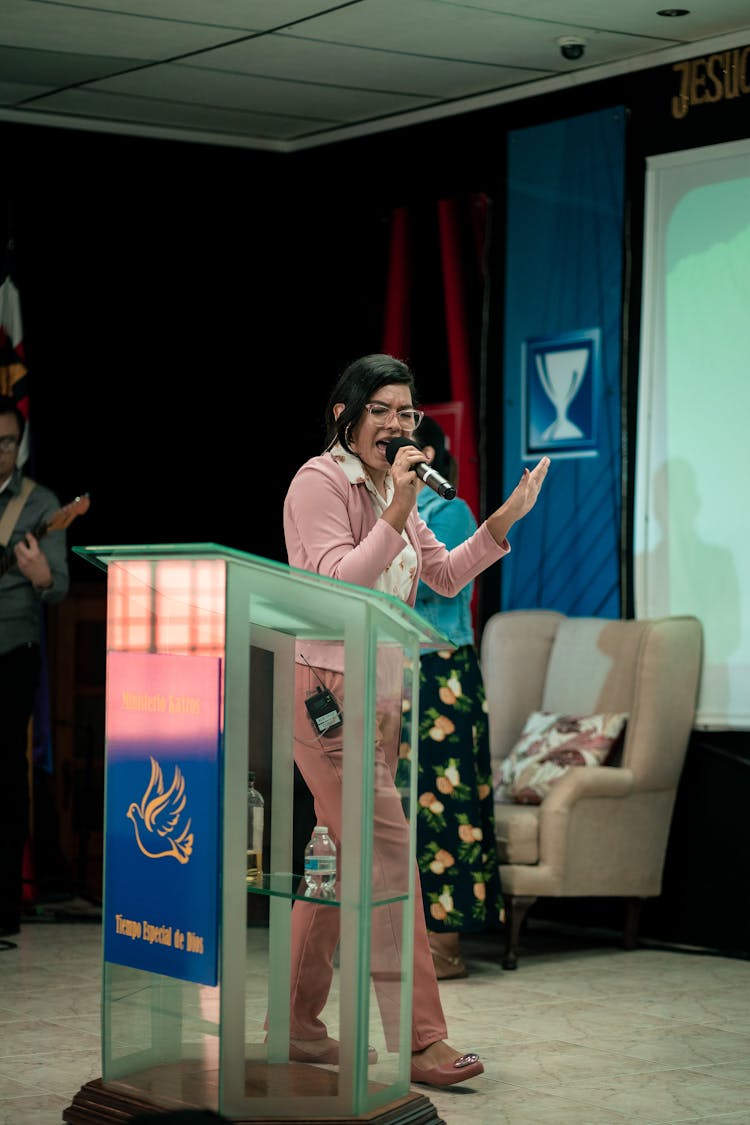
top-left (103, 651), bottom-right (222, 985)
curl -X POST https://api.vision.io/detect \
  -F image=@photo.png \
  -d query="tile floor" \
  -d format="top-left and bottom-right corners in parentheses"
top-left (0, 915), bottom-right (749, 1125)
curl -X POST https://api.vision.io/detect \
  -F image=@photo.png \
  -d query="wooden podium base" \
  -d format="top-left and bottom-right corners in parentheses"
top-left (63, 1065), bottom-right (446, 1125)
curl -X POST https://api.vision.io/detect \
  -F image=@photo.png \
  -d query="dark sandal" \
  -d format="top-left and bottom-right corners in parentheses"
top-left (428, 935), bottom-right (468, 979)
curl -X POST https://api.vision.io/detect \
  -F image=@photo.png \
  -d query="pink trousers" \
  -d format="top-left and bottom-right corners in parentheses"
top-left (289, 663), bottom-right (448, 1053)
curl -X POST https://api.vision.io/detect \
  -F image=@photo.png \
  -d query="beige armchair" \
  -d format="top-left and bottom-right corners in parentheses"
top-left (480, 610), bottom-right (703, 969)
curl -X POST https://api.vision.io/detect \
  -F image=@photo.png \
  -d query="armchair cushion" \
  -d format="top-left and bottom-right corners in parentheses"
top-left (494, 711), bottom-right (629, 805)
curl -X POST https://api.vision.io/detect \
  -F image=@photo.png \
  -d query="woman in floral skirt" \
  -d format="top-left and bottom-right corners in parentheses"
top-left (397, 415), bottom-right (503, 979)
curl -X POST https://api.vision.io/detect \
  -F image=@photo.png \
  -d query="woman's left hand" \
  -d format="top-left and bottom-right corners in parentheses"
top-left (486, 456), bottom-right (551, 545)
top-left (507, 456), bottom-right (550, 520)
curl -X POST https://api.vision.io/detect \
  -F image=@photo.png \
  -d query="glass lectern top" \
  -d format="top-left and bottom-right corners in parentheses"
top-left (74, 541), bottom-right (452, 649)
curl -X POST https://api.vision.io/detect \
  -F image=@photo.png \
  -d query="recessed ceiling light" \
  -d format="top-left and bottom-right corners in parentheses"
top-left (657, 8), bottom-right (690, 15)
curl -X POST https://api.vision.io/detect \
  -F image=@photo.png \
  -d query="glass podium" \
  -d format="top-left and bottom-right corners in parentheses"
top-left (64, 543), bottom-right (449, 1125)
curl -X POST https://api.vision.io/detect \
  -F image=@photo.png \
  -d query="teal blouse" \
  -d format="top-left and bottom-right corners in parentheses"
top-left (415, 488), bottom-right (477, 650)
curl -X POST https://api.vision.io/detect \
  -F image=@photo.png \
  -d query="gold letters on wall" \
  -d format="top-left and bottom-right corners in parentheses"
top-left (672, 46), bottom-right (750, 119)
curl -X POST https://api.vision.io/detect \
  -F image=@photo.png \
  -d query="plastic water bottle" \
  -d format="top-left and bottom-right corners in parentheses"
top-left (304, 826), bottom-right (337, 894)
top-left (246, 771), bottom-right (265, 885)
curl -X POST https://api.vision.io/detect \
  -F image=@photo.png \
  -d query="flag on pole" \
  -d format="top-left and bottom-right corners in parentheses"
top-left (1, 242), bottom-right (50, 767)
top-left (1, 242), bottom-right (46, 904)
top-left (0, 240), bottom-right (31, 469)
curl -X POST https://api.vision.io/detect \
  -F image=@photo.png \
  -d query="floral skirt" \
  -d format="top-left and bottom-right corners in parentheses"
top-left (396, 644), bottom-right (504, 934)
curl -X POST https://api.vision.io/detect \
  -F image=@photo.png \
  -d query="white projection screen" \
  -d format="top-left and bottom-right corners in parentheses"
top-left (635, 138), bottom-right (750, 730)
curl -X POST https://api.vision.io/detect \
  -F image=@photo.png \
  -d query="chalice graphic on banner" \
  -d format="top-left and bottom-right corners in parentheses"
top-left (535, 347), bottom-right (589, 441)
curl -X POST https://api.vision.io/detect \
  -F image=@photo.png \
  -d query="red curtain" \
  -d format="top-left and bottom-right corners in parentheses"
top-left (381, 196), bottom-right (488, 523)
top-left (381, 196), bottom-right (490, 636)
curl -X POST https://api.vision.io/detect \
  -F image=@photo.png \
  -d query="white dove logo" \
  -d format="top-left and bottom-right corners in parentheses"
top-left (126, 756), bottom-right (194, 864)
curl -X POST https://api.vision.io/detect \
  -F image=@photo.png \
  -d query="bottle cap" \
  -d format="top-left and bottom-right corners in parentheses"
top-left (315, 826), bottom-right (328, 833)
top-left (248, 771), bottom-right (255, 783)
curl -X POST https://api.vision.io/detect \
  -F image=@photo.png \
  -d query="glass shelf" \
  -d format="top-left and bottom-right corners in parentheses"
top-left (246, 872), bottom-right (410, 908)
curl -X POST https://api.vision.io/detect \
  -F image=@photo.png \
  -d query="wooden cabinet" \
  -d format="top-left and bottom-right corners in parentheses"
top-left (46, 579), bottom-right (107, 902)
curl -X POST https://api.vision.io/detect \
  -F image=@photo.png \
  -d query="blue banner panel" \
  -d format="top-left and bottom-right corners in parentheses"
top-left (501, 108), bottom-right (626, 617)
top-left (104, 651), bottom-right (222, 985)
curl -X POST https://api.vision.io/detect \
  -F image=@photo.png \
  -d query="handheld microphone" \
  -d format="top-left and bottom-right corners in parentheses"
top-left (385, 436), bottom-right (457, 500)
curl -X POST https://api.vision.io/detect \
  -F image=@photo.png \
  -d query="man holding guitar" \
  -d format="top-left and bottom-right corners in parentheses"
top-left (0, 395), bottom-right (70, 939)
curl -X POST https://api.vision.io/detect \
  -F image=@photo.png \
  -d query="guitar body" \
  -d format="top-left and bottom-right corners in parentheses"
top-left (0, 494), bottom-right (90, 580)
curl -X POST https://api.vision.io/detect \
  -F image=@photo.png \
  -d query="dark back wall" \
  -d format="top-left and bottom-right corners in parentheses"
top-left (6, 48), bottom-right (748, 941)
top-left (3, 129), bottom-right (394, 578)
top-left (3, 46), bottom-right (748, 604)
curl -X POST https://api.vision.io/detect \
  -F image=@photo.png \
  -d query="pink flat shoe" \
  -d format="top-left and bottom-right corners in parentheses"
top-left (410, 1052), bottom-right (484, 1087)
top-left (289, 1039), bottom-right (378, 1065)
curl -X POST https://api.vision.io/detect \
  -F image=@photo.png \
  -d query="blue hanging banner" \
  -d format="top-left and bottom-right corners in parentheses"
top-left (501, 107), bottom-right (626, 617)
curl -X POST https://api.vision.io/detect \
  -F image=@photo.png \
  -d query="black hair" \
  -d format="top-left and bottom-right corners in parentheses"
top-left (0, 395), bottom-right (25, 440)
top-left (414, 413), bottom-right (457, 486)
top-left (323, 353), bottom-right (419, 454)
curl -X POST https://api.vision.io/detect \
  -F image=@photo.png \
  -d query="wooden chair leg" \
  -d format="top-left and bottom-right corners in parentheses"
top-left (502, 894), bottom-right (537, 970)
top-left (623, 896), bottom-right (645, 950)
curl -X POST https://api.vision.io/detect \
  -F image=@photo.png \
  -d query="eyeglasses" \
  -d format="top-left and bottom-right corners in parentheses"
top-left (0, 435), bottom-right (20, 452)
top-left (363, 403), bottom-right (424, 431)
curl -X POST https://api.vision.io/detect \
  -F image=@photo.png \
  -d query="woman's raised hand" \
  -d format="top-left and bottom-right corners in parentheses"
top-left (508, 456), bottom-right (550, 520)
top-left (486, 456), bottom-right (551, 546)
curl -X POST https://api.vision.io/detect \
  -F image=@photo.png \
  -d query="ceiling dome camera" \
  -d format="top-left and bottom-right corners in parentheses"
top-left (557, 35), bottom-right (586, 61)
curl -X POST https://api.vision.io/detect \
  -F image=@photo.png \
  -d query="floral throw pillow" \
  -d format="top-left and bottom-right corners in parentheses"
top-left (493, 711), bottom-right (628, 805)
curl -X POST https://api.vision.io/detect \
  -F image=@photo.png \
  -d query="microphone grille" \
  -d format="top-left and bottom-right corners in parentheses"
top-left (385, 436), bottom-right (421, 464)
